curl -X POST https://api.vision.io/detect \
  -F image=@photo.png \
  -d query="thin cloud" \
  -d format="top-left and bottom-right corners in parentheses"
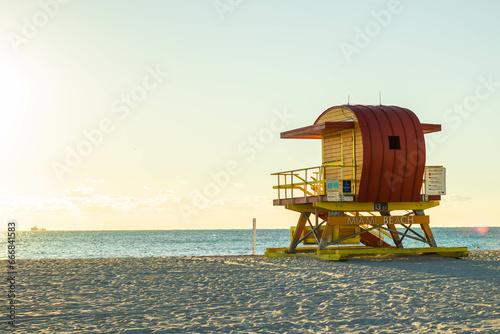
top-left (85, 178), bottom-right (104, 183)
top-left (448, 194), bottom-right (473, 202)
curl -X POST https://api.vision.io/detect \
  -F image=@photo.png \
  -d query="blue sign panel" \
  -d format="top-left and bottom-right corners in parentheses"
top-left (342, 180), bottom-right (351, 194)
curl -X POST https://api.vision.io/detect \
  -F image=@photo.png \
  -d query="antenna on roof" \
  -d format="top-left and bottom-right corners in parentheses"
top-left (347, 95), bottom-right (350, 105)
top-left (379, 91), bottom-right (382, 105)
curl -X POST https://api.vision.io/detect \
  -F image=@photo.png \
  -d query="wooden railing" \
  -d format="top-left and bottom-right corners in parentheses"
top-left (272, 165), bottom-right (356, 202)
top-left (273, 165), bottom-right (444, 202)
top-left (271, 166), bottom-right (324, 202)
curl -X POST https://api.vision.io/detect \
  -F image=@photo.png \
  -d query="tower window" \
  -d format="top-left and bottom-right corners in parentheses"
top-left (388, 136), bottom-right (401, 150)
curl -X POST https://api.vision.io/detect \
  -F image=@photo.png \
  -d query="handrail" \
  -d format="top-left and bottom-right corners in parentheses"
top-left (273, 166), bottom-right (325, 199)
top-left (273, 164), bottom-right (442, 202)
top-left (271, 164), bottom-right (356, 175)
top-left (273, 179), bottom-right (355, 189)
top-left (271, 166), bottom-right (322, 175)
top-left (272, 164), bottom-right (360, 200)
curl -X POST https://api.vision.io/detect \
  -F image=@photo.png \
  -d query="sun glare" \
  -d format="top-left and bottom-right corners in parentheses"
top-left (472, 226), bottom-right (489, 236)
top-left (0, 60), bottom-right (24, 138)
top-left (0, 61), bottom-right (23, 107)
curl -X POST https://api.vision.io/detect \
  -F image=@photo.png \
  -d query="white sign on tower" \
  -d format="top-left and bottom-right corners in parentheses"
top-left (425, 167), bottom-right (446, 195)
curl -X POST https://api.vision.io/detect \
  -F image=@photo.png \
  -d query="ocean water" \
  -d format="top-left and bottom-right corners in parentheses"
top-left (1, 227), bottom-right (498, 260)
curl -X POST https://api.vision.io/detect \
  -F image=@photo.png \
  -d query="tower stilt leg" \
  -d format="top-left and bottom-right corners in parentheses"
top-left (414, 210), bottom-right (437, 247)
top-left (288, 212), bottom-right (310, 254)
top-left (421, 224), bottom-right (437, 247)
top-left (387, 223), bottom-right (403, 248)
top-left (318, 211), bottom-right (341, 250)
top-left (318, 221), bottom-right (334, 250)
top-left (381, 211), bottom-right (403, 248)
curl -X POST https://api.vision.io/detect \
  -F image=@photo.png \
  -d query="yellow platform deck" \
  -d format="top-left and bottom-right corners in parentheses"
top-left (265, 246), bottom-right (470, 261)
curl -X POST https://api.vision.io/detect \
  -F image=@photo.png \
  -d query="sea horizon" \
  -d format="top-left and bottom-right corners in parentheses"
top-left (3, 227), bottom-right (498, 260)
top-left (15, 225), bottom-right (500, 232)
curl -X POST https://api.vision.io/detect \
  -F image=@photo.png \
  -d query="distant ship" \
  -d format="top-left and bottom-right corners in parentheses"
top-left (31, 225), bottom-right (46, 232)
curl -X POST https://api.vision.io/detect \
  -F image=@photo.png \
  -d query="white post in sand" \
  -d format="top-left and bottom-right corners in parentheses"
top-left (252, 218), bottom-right (256, 255)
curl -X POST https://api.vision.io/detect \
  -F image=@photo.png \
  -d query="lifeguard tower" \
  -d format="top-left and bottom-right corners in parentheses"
top-left (266, 105), bottom-right (469, 261)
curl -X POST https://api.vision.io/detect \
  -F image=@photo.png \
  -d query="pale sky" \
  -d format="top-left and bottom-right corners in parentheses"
top-left (1, 0), bottom-right (499, 230)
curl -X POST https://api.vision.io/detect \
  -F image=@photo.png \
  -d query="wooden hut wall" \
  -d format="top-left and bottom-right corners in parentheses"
top-left (316, 107), bottom-right (363, 196)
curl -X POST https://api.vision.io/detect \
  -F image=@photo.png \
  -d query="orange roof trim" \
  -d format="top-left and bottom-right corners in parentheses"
top-left (280, 121), bottom-right (354, 139)
top-left (421, 123), bottom-right (441, 134)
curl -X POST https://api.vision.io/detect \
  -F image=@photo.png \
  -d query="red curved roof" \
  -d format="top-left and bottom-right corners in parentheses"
top-left (316, 105), bottom-right (426, 203)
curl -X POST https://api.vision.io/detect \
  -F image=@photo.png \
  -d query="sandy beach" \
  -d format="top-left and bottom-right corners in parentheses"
top-left (4, 250), bottom-right (499, 333)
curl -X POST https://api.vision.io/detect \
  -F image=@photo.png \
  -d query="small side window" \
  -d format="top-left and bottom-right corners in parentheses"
top-left (388, 136), bottom-right (401, 150)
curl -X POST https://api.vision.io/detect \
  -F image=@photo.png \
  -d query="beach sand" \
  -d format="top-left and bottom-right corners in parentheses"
top-left (4, 250), bottom-right (499, 333)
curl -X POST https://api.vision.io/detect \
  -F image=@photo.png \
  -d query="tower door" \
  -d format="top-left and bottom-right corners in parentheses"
top-left (322, 130), bottom-right (355, 194)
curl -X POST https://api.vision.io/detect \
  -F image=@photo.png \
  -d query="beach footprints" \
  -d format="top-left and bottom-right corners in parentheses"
top-left (9, 252), bottom-right (500, 332)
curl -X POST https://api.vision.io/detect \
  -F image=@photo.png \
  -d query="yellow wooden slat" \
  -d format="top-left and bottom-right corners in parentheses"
top-left (314, 201), bottom-right (440, 211)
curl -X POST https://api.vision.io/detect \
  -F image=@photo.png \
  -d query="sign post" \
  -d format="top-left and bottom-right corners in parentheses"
top-left (252, 218), bottom-right (256, 255)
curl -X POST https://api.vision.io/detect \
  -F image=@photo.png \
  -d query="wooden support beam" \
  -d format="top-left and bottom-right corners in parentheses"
top-left (318, 222), bottom-right (334, 250)
top-left (314, 201), bottom-right (440, 212)
top-left (327, 215), bottom-right (429, 225)
top-left (318, 211), bottom-right (341, 250)
top-left (421, 224), bottom-right (437, 247)
top-left (414, 210), bottom-right (437, 248)
top-left (386, 223), bottom-right (403, 248)
top-left (285, 204), bottom-right (317, 213)
top-left (288, 212), bottom-right (310, 254)
top-left (266, 247), bottom-right (469, 261)
top-left (381, 211), bottom-right (403, 248)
